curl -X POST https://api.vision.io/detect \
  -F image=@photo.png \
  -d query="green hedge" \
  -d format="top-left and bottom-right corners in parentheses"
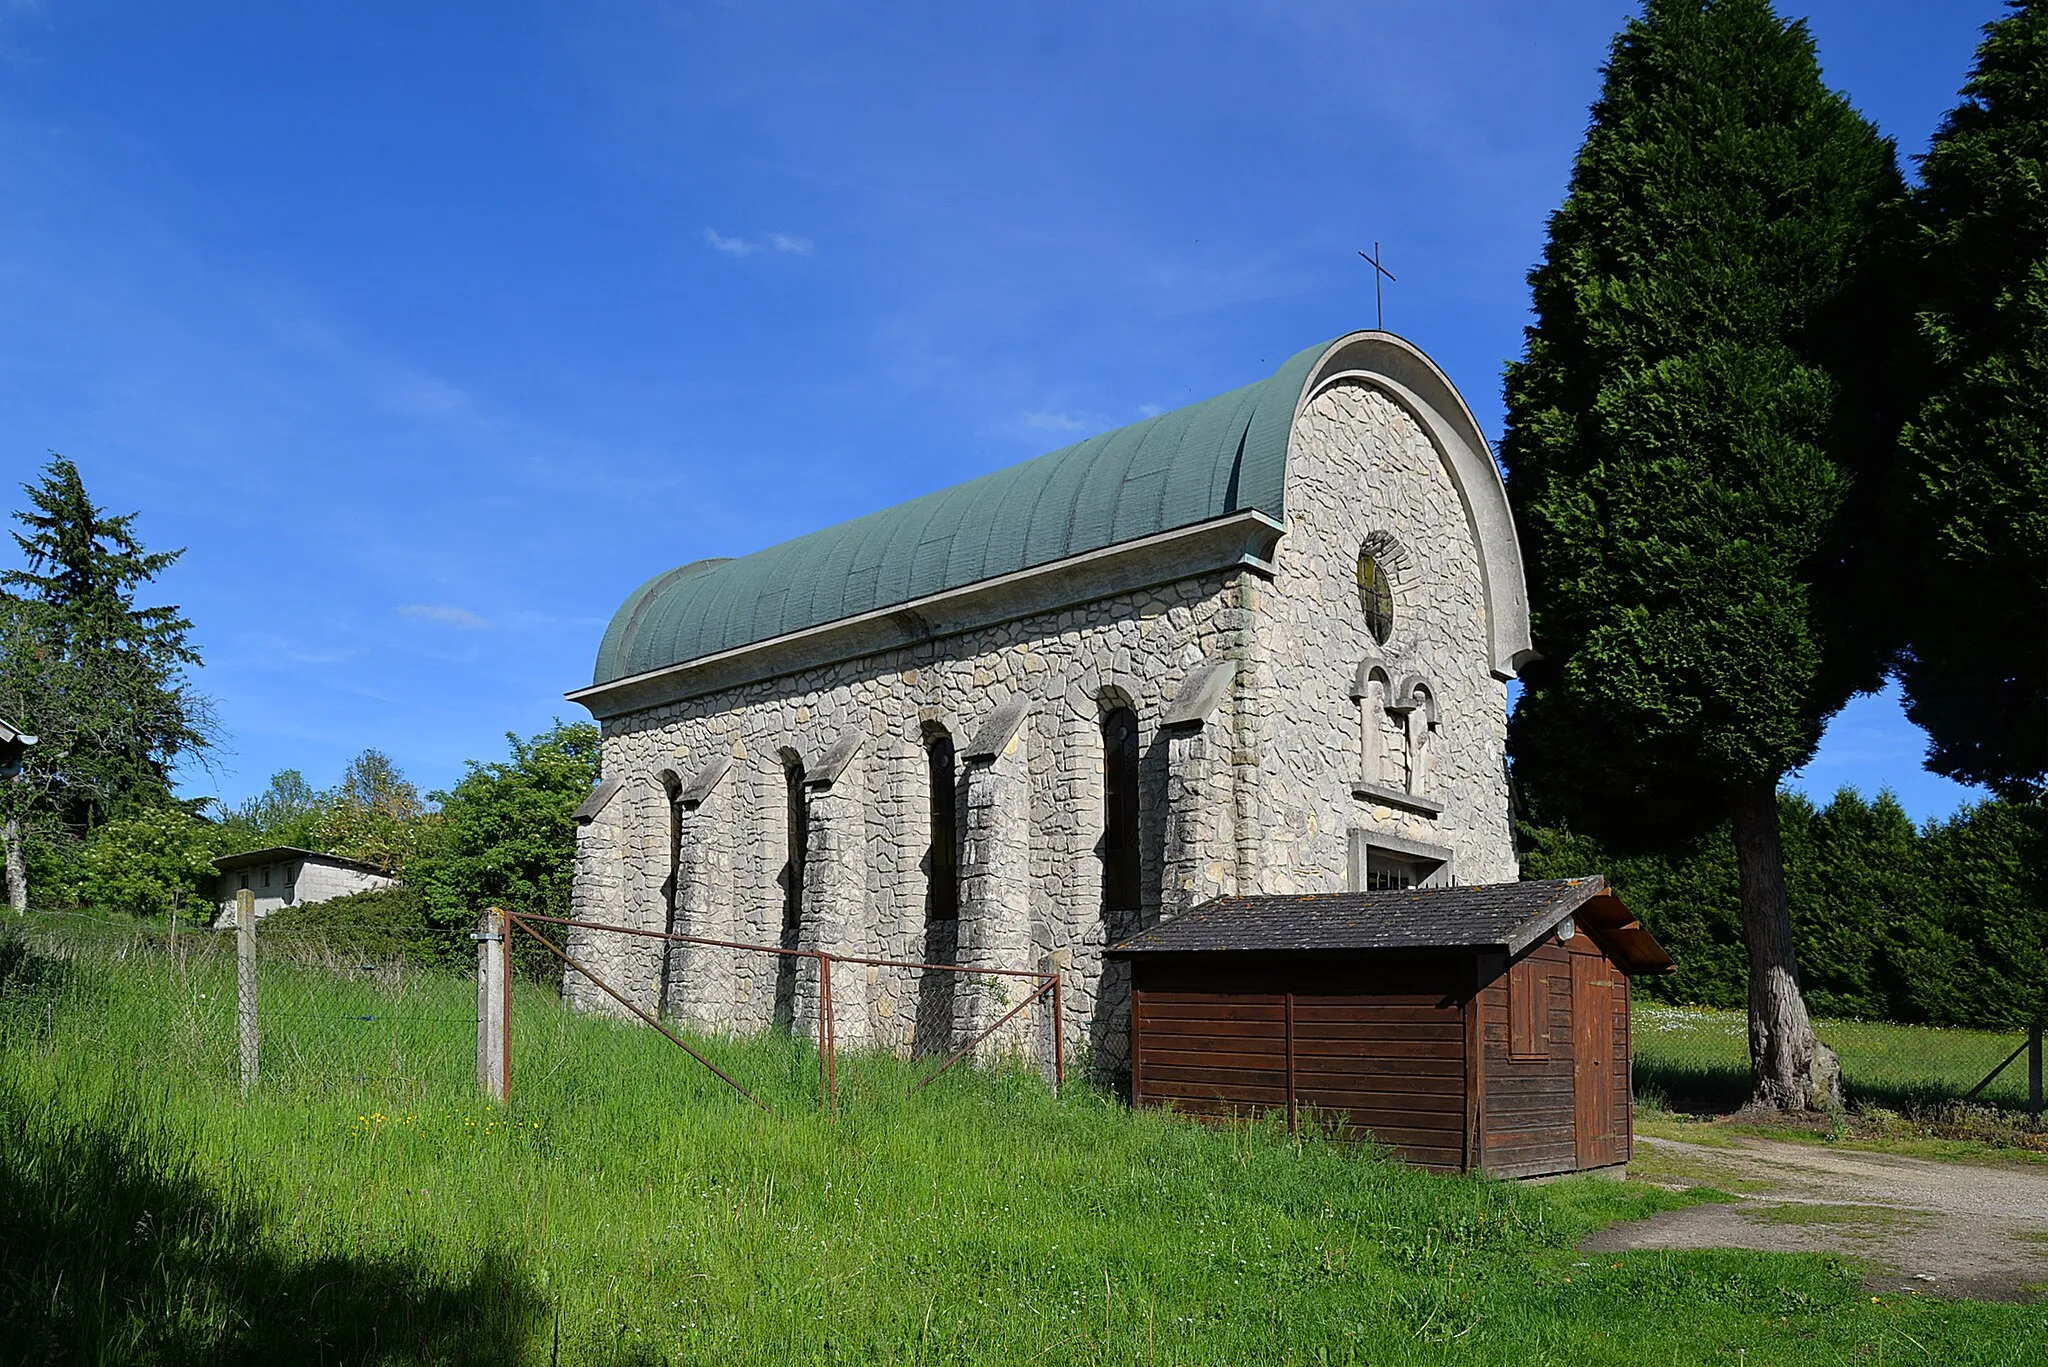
top-left (1523, 791), bottom-right (2048, 1029)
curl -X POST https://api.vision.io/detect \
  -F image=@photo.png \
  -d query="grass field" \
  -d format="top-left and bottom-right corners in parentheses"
top-left (1633, 1002), bottom-right (2038, 1116)
top-left (3, 918), bottom-right (2044, 1365)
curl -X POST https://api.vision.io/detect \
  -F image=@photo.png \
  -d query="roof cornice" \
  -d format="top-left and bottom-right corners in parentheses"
top-left (569, 509), bottom-right (1283, 720)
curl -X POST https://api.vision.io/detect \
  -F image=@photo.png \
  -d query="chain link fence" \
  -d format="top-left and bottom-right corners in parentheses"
top-left (4, 909), bottom-right (480, 1097)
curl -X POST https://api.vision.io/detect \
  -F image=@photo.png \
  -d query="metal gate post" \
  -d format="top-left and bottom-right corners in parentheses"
top-left (1051, 973), bottom-right (1064, 1096)
top-left (819, 953), bottom-right (836, 1112)
top-left (2031, 1016), bottom-right (2043, 1127)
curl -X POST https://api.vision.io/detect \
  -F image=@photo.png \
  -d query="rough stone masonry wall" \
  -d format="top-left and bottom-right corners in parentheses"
top-left (573, 570), bottom-right (1248, 1076)
top-left (1251, 378), bottom-right (1518, 892)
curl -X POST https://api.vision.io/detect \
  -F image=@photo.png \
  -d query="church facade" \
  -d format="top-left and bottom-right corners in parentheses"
top-left (564, 331), bottom-right (1534, 1074)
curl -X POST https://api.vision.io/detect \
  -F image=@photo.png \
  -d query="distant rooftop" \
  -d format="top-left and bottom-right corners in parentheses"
top-left (210, 846), bottom-right (395, 879)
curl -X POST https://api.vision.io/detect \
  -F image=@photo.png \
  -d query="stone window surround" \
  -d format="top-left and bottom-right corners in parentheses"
top-left (1349, 655), bottom-right (1444, 815)
top-left (1347, 828), bottom-right (1455, 891)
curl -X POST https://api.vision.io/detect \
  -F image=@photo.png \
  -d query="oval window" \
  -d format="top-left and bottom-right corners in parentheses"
top-left (1357, 550), bottom-right (1394, 645)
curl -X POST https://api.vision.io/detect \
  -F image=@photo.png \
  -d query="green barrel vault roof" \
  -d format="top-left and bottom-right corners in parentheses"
top-left (592, 338), bottom-right (1335, 687)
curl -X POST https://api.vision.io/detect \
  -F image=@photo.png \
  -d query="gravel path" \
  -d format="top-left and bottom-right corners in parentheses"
top-left (1584, 1135), bottom-right (2048, 1302)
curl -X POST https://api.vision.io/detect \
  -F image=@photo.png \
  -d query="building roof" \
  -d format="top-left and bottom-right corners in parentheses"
top-left (0, 717), bottom-right (34, 776)
top-left (210, 846), bottom-right (397, 879)
top-left (587, 340), bottom-right (1328, 690)
top-left (1106, 877), bottom-right (1674, 975)
top-left (574, 331), bottom-right (1535, 716)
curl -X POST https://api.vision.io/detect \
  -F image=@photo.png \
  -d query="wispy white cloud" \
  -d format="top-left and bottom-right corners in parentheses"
top-left (704, 227), bottom-right (758, 256)
top-left (399, 604), bottom-right (491, 629)
top-left (704, 228), bottom-right (814, 257)
top-left (1137, 403), bottom-right (1164, 418)
top-left (1021, 409), bottom-right (1098, 434)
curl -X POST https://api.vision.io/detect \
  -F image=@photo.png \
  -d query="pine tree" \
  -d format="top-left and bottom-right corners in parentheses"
top-left (1896, 0), bottom-right (2048, 801)
top-left (0, 457), bottom-right (215, 888)
top-left (1502, 0), bottom-right (1906, 1108)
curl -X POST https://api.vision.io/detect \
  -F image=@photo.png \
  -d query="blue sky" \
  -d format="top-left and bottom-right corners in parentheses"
top-left (0, 0), bottom-right (1998, 824)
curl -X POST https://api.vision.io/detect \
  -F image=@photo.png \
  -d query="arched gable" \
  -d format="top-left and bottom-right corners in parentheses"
top-left (1282, 333), bottom-right (1534, 681)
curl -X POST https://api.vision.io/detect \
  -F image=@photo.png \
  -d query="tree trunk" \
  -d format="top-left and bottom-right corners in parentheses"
top-left (1729, 780), bottom-right (1840, 1110)
top-left (3, 815), bottom-right (25, 914)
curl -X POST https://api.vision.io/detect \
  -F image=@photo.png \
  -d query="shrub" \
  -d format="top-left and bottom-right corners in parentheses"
top-left (70, 807), bottom-right (215, 920)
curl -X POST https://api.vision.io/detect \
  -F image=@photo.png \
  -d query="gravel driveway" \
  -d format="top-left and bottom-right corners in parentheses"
top-left (1584, 1135), bottom-right (2048, 1302)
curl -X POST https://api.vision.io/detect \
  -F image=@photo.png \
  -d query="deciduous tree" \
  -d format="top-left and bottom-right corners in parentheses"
top-left (412, 722), bottom-right (598, 966)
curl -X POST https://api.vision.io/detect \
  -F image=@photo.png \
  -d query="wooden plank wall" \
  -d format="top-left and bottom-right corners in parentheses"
top-left (1131, 955), bottom-right (1468, 1171)
top-left (1479, 934), bottom-right (1636, 1177)
top-left (1480, 940), bottom-right (1577, 1178)
top-left (1609, 961), bottom-right (1633, 1165)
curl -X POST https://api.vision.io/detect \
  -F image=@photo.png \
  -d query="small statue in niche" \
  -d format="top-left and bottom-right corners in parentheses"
top-left (1404, 684), bottom-right (1438, 797)
top-left (1357, 665), bottom-right (1401, 787)
top-left (1382, 674), bottom-right (1440, 798)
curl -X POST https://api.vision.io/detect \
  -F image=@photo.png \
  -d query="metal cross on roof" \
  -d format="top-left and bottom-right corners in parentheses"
top-left (1358, 241), bottom-right (1397, 331)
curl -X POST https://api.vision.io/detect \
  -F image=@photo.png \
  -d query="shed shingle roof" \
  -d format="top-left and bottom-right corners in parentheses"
top-left (1107, 878), bottom-right (1674, 975)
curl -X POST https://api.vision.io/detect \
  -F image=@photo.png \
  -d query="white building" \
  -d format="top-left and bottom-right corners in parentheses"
top-left (566, 332), bottom-right (1534, 1074)
top-left (211, 847), bottom-right (397, 927)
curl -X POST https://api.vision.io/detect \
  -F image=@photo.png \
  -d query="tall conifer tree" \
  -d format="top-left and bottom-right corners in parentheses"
top-left (0, 458), bottom-right (214, 853)
top-left (1896, 0), bottom-right (2048, 801)
top-left (1502, 0), bottom-right (1904, 1108)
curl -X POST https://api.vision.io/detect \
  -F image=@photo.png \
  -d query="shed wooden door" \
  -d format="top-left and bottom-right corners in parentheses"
top-left (1571, 952), bottom-right (1625, 1168)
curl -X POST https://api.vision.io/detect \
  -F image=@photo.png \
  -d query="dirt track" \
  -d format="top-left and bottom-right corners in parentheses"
top-left (1585, 1135), bottom-right (2048, 1302)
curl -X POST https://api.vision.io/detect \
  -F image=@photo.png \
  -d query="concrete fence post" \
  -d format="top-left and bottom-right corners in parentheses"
top-left (477, 908), bottom-right (510, 1103)
top-left (236, 888), bottom-right (257, 1094)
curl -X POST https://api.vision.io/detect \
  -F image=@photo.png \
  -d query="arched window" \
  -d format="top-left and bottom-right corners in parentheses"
top-left (926, 730), bottom-right (958, 921)
top-left (661, 771), bottom-right (684, 929)
top-left (772, 755), bottom-right (807, 1030)
top-left (781, 756), bottom-right (807, 944)
top-left (1357, 547), bottom-right (1395, 645)
top-left (1101, 707), bottom-right (1141, 915)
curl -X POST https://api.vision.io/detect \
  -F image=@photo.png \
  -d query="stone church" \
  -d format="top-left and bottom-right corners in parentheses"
top-left (564, 330), bottom-right (1534, 1074)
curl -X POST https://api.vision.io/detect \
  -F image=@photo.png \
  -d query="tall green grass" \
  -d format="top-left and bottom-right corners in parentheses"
top-left (2, 917), bottom-right (2042, 1365)
top-left (1634, 1002), bottom-right (2037, 1115)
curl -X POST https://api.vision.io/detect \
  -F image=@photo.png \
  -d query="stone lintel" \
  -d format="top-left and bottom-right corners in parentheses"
top-left (1350, 828), bottom-right (1454, 863)
top-left (1350, 780), bottom-right (1445, 817)
top-left (1161, 658), bottom-right (1237, 730)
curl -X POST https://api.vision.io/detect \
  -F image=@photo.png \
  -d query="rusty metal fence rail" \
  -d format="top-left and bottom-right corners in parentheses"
top-left (475, 908), bottom-right (1063, 1114)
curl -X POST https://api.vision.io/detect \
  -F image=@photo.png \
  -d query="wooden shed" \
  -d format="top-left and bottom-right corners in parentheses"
top-left (1107, 877), bottom-right (1674, 1178)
